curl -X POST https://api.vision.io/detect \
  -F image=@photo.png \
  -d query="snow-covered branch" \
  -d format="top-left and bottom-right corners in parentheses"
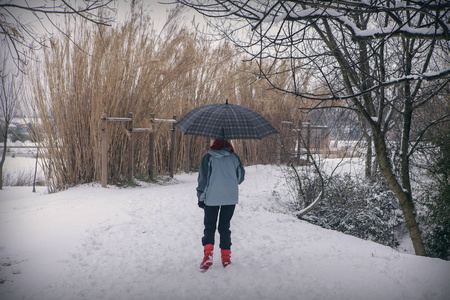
top-left (0, 0), bottom-right (115, 73)
top-left (178, 1), bottom-right (450, 40)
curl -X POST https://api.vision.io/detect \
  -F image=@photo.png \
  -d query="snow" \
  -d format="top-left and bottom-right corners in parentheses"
top-left (2, 140), bottom-right (38, 157)
top-left (3, 156), bottom-right (38, 173)
top-left (1, 155), bottom-right (44, 186)
top-left (260, 3), bottom-right (448, 38)
top-left (1, 165), bottom-right (449, 300)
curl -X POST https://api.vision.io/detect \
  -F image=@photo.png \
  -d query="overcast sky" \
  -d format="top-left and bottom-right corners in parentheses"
top-left (3, 0), bottom-right (203, 36)
top-left (115, 0), bottom-right (204, 32)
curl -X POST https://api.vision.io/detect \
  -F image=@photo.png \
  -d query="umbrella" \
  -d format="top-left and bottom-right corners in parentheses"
top-left (175, 100), bottom-right (278, 140)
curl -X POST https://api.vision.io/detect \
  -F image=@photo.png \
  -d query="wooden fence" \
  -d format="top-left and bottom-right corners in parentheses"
top-left (101, 112), bottom-right (178, 188)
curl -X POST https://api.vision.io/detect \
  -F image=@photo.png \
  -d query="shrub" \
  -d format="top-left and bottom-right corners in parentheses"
top-left (420, 132), bottom-right (450, 260)
top-left (288, 168), bottom-right (404, 248)
top-left (9, 127), bottom-right (31, 143)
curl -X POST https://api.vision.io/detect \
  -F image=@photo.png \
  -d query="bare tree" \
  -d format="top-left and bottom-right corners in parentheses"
top-left (0, 59), bottom-right (20, 189)
top-left (177, 0), bottom-right (450, 256)
top-left (0, 0), bottom-right (115, 73)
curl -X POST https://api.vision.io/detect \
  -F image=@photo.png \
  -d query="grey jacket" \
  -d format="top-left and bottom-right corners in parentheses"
top-left (196, 148), bottom-right (245, 206)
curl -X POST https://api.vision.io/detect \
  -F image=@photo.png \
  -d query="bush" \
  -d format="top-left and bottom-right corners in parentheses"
top-left (9, 127), bottom-right (31, 143)
top-left (420, 132), bottom-right (450, 260)
top-left (421, 180), bottom-right (450, 260)
top-left (288, 169), bottom-right (404, 248)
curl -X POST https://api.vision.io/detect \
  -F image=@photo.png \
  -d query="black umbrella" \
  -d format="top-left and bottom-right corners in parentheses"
top-left (175, 100), bottom-right (278, 140)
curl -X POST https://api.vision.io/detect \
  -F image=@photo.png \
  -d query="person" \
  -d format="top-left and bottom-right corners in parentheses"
top-left (196, 139), bottom-right (245, 271)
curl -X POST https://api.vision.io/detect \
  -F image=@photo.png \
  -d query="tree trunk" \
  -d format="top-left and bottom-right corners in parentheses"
top-left (0, 159), bottom-right (4, 189)
top-left (372, 129), bottom-right (427, 256)
top-left (357, 113), bottom-right (373, 179)
top-left (364, 132), bottom-right (372, 179)
top-left (0, 132), bottom-right (7, 190)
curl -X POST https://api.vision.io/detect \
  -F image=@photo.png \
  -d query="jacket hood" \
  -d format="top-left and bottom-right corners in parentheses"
top-left (208, 148), bottom-right (232, 158)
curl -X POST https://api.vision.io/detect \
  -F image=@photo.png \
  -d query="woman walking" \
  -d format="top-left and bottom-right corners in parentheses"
top-left (196, 139), bottom-right (245, 271)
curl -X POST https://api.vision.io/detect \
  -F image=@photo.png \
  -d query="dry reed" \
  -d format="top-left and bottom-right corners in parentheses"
top-left (25, 9), bottom-right (309, 192)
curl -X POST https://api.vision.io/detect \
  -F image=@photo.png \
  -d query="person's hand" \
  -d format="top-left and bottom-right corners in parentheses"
top-left (198, 201), bottom-right (205, 209)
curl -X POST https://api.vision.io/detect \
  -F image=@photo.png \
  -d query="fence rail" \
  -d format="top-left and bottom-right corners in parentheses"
top-left (101, 112), bottom-right (178, 188)
top-left (4, 146), bottom-right (38, 149)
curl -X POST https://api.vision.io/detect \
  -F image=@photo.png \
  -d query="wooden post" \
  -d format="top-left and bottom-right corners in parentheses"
top-left (101, 112), bottom-right (108, 188)
top-left (321, 128), bottom-right (328, 158)
top-left (128, 112), bottom-right (134, 181)
top-left (276, 119), bottom-right (281, 166)
top-left (306, 120), bottom-right (311, 162)
top-left (297, 119), bottom-right (302, 165)
top-left (32, 149), bottom-right (39, 192)
top-left (149, 114), bottom-right (155, 181)
top-left (169, 116), bottom-right (176, 178)
top-left (184, 135), bottom-right (190, 173)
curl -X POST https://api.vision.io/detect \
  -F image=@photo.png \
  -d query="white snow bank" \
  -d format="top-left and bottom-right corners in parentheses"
top-left (0, 165), bottom-right (449, 300)
top-left (2, 156), bottom-right (42, 174)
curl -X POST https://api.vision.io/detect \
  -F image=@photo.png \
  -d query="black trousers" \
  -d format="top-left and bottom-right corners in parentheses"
top-left (202, 205), bottom-right (236, 250)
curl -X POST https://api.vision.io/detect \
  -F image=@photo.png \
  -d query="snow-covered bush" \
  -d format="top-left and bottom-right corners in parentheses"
top-left (288, 170), bottom-right (404, 248)
top-left (9, 127), bottom-right (31, 143)
top-left (418, 133), bottom-right (450, 260)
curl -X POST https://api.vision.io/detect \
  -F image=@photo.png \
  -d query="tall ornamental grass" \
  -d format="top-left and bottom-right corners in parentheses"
top-left (27, 10), bottom-right (307, 192)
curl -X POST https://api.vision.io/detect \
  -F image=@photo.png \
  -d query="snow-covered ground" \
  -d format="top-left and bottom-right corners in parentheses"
top-left (1, 140), bottom-right (38, 157)
top-left (1, 156), bottom-right (44, 187)
top-left (0, 164), bottom-right (449, 300)
top-left (1, 140), bottom-right (44, 186)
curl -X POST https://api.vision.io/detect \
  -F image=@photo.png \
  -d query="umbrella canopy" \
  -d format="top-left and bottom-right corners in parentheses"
top-left (175, 101), bottom-right (278, 140)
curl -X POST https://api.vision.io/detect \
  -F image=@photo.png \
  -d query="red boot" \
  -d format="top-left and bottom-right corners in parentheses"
top-left (221, 249), bottom-right (231, 268)
top-left (199, 244), bottom-right (214, 272)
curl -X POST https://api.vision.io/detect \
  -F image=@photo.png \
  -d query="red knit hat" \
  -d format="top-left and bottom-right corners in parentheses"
top-left (210, 140), bottom-right (234, 152)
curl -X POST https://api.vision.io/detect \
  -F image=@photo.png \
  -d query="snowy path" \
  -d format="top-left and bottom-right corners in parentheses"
top-left (1, 165), bottom-right (449, 300)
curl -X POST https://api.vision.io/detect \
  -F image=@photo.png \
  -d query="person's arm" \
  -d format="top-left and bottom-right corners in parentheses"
top-left (235, 154), bottom-right (245, 184)
top-left (196, 153), bottom-right (211, 202)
